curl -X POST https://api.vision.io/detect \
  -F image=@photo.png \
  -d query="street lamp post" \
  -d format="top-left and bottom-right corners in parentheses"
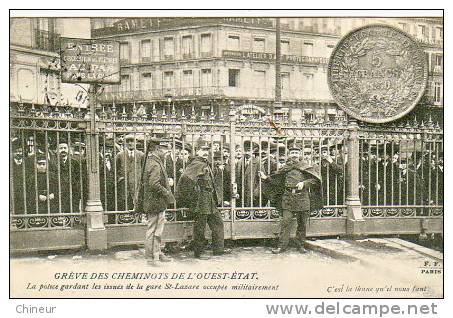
top-left (85, 83), bottom-right (107, 250)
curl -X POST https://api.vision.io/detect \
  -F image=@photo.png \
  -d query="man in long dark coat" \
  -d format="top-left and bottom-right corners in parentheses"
top-left (137, 138), bottom-right (175, 265)
top-left (213, 151), bottom-right (231, 206)
top-left (260, 144), bottom-right (322, 254)
top-left (25, 154), bottom-right (58, 215)
top-left (115, 134), bottom-right (145, 211)
top-left (11, 138), bottom-right (26, 215)
top-left (55, 141), bottom-right (82, 213)
top-left (99, 138), bottom-right (116, 222)
top-left (320, 145), bottom-right (344, 206)
top-left (176, 145), bottom-right (231, 259)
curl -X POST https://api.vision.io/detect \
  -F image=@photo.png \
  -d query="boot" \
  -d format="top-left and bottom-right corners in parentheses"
top-left (159, 253), bottom-right (173, 262)
top-left (271, 247), bottom-right (288, 254)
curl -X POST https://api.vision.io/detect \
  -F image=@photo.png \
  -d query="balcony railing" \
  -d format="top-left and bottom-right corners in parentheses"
top-left (98, 86), bottom-right (225, 102)
top-left (415, 37), bottom-right (443, 48)
top-left (97, 85), bottom-right (334, 103)
top-left (34, 29), bottom-right (60, 53)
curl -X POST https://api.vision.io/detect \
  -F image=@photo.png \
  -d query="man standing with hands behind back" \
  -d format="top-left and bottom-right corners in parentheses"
top-left (259, 144), bottom-right (322, 254)
top-left (139, 137), bottom-right (175, 266)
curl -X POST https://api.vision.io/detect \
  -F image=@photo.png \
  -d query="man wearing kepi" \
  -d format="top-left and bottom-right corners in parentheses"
top-left (140, 137), bottom-right (175, 265)
top-left (259, 144), bottom-right (322, 254)
top-left (176, 145), bottom-right (231, 259)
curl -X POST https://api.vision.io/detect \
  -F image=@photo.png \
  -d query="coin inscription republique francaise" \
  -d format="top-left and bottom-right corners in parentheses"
top-left (328, 24), bottom-right (428, 123)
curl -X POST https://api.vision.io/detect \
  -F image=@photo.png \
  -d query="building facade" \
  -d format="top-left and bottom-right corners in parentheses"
top-left (10, 18), bottom-right (91, 108)
top-left (10, 18), bottom-right (63, 106)
top-left (89, 17), bottom-right (442, 122)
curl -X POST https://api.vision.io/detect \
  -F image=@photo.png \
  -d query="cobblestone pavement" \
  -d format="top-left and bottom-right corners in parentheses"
top-left (10, 240), bottom-right (443, 298)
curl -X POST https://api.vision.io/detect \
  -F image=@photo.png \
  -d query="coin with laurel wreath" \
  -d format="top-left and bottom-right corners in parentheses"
top-left (328, 24), bottom-right (428, 123)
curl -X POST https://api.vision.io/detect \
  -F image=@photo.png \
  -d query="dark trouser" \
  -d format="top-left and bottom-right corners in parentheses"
top-left (279, 209), bottom-right (309, 250)
top-left (193, 210), bottom-right (225, 256)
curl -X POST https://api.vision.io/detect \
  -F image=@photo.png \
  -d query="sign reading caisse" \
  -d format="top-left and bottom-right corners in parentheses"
top-left (60, 37), bottom-right (120, 84)
top-left (328, 25), bottom-right (428, 123)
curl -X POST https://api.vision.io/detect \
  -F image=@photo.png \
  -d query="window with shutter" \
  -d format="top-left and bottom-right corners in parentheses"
top-left (120, 43), bottom-right (130, 63)
top-left (140, 40), bottom-right (152, 62)
top-left (434, 82), bottom-right (442, 103)
top-left (228, 69), bottom-right (240, 87)
top-left (163, 37), bottom-right (174, 60)
top-left (281, 40), bottom-right (290, 55)
top-left (182, 70), bottom-right (193, 94)
top-left (120, 75), bottom-right (130, 92)
top-left (303, 42), bottom-right (314, 57)
top-left (254, 38), bottom-right (265, 52)
top-left (182, 35), bottom-right (193, 59)
top-left (200, 34), bottom-right (212, 57)
top-left (141, 73), bottom-right (152, 91)
top-left (228, 35), bottom-right (240, 50)
top-left (201, 69), bottom-right (212, 88)
top-left (163, 71), bottom-right (174, 89)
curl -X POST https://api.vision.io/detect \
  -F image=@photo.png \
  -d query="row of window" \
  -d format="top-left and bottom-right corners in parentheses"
top-left (114, 68), bottom-right (441, 105)
top-left (118, 33), bottom-right (334, 63)
top-left (115, 68), bottom-right (316, 92)
top-left (118, 68), bottom-right (215, 92)
top-left (397, 22), bottom-right (443, 40)
top-left (120, 33), bottom-right (215, 62)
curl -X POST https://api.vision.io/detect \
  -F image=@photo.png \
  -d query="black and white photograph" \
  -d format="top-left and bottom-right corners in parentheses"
top-left (9, 10), bottom-right (444, 299)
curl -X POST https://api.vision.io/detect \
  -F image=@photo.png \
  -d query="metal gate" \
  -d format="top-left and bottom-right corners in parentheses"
top-left (10, 102), bottom-right (444, 252)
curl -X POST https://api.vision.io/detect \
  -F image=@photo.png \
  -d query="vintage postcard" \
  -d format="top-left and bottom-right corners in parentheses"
top-left (9, 10), bottom-right (443, 299)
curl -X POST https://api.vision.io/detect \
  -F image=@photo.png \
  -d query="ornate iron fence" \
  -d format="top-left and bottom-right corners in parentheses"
top-left (10, 102), bottom-right (444, 251)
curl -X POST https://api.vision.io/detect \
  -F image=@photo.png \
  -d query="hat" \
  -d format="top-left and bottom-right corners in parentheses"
top-left (54, 134), bottom-right (69, 145)
top-left (147, 137), bottom-right (162, 147)
top-left (302, 147), bottom-right (313, 154)
top-left (260, 140), bottom-right (271, 150)
top-left (198, 143), bottom-right (210, 151)
top-left (73, 141), bottom-right (85, 149)
top-left (36, 153), bottom-right (47, 163)
top-left (181, 143), bottom-right (192, 153)
top-left (243, 140), bottom-right (258, 152)
top-left (270, 143), bottom-right (286, 155)
top-left (288, 143), bottom-right (301, 151)
top-left (102, 138), bottom-right (115, 148)
top-left (11, 138), bottom-right (22, 151)
top-left (124, 134), bottom-right (136, 141)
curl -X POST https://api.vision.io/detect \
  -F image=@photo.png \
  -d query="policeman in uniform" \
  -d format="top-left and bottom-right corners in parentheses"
top-left (260, 144), bottom-right (322, 254)
top-left (176, 145), bottom-right (231, 259)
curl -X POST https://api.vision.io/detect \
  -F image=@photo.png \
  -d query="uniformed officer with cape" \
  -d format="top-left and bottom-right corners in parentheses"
top-left (259, 144), bottom-right (322, 254)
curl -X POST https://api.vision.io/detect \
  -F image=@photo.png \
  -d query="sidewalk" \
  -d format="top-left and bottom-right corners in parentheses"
top-left (10, 239), bottom-right (443, 298)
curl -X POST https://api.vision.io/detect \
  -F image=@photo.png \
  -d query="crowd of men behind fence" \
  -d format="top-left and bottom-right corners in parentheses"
top-left (11, 132), bottom-right (443, 219)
